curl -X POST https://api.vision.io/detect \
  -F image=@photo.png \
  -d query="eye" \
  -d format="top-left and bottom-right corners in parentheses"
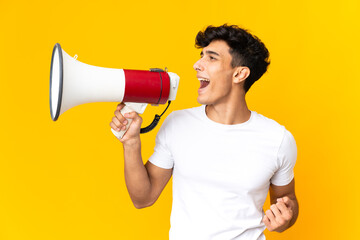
top-left (209, 56), bottom-right (217, 60)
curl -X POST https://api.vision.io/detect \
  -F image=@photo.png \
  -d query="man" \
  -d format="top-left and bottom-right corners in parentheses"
top-left (110, 24), bottom-right (298, 240)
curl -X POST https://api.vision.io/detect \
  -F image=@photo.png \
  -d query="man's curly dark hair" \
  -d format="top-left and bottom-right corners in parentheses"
top-left (195, 24), bottom-right (270, 93)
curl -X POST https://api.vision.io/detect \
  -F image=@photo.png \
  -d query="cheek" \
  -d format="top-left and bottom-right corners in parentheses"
top-left (210, 77), bottom-right (232, 98)
top-left (208, 65), bottom-right (234, 91)
top-left (216, 72), bottom-right (233, 89)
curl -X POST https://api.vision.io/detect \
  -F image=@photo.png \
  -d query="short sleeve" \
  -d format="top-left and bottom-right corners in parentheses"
top-left (270, 129), bottom-right (297, 186)
top-left (148, 114), bottom-right (174, 169)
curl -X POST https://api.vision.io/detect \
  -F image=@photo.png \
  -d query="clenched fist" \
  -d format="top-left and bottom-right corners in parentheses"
top-left (262, 196), bottom-right (295, 232)
top-left (110, 103), bottom-right (143, 144)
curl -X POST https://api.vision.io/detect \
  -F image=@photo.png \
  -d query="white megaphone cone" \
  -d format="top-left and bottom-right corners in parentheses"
top-left (50, 43), bottom-right (180, 139)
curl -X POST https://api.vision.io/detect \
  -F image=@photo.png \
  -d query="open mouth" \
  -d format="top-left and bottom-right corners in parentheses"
top-left (198, 78), bottom-right (210, 89)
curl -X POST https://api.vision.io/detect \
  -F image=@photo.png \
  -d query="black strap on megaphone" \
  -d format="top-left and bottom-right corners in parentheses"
top-left (140, 100), bottom-right (171, 134)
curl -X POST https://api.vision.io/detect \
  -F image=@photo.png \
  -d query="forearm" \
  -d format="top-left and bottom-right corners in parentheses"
top-left (123, 138), bottom-right (152, 208)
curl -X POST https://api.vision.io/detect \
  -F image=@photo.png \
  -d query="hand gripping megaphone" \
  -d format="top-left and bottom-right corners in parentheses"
top-left (50, 43), bottom-right (180, 138)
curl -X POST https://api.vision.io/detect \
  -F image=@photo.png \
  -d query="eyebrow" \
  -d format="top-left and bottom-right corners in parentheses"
top-left (200, 50), bottom-right (220, 57)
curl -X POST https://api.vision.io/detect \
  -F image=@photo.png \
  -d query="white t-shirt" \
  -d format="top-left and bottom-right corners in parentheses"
top-left (149, 105), bottom-right (297, 240)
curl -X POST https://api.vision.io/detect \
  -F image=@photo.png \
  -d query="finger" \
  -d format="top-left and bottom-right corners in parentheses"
top-left (110, 122), bottom-right (121, 132)
top-left (270, 204), bottom-right (282, 218)
top-left (114, 110), bottom-right (128, 125)
top-left (276, 201), bottom-right (288, 213)
top-left (124, 111), bottom-right (142, 122)
top-left (117, 102), bottom-right (125, 110)
top-left (277, 197), bottom-right (290, 207)
top-left (265, 209), bottom-right (276, 223)
top-left (124, 111), bottom-right (135, 118)
top-left (112, 116), bottom-right (122, 128)
top-left (277, 202), bottom-right (293, 222)
top-left (263, 215), bottom-right (270, 224)
top-left (282, 196), bottom-right (294, 209)
top-left (282, 196), bottom-right (291, 204)
top-left (262, 215), bottom-right (272, 230)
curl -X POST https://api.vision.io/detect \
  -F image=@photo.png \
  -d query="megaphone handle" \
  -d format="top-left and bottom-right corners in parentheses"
top-left (111, 105), bottom-right (135, 139)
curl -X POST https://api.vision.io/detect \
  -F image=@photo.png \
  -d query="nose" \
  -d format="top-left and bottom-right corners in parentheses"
top-left (193, 59), bottom-right (203, 71)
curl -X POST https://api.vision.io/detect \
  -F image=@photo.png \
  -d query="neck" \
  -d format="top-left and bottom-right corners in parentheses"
top-left (205, 93), bottom-right (251, 125)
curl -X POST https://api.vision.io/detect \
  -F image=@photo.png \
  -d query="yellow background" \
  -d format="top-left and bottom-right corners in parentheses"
top-left (1, 0), bottom-right (359, 239)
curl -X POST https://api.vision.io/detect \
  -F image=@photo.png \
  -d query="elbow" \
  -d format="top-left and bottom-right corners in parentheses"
top-left (133, 199), bottom-right (155, 209)
top-left (134, 204), bottom-right (148, 209)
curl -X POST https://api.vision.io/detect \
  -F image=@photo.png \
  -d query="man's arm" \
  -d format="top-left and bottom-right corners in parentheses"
top-left (263, 178), bottom-right (299, 232)
top-left (110, 103), bottom-right (172, 209)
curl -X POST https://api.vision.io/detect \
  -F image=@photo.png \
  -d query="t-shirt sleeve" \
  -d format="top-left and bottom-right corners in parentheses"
top-left (148, 114), bottom-right (174, 169)
top-left (270, 129), bottom-right (297, 186)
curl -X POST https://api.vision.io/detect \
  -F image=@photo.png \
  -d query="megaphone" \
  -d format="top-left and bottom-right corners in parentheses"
top-left (50, 43), bottom-right (180, 138)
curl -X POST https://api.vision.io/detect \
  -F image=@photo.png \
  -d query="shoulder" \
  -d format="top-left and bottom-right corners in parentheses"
top-left (252, 111), bottom-right (283, 128)
top-left (251, 111), bottom-right (286, 134)
top-left (251, 111), bottom-right (296, 147)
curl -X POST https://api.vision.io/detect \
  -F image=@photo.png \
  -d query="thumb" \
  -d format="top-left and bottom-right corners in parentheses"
top-left (124, 111), bottom-right (138, 119)
top-left (124, 111), bottom-right (142, 124)
top-left (117, 102), bottom-right (125, 111)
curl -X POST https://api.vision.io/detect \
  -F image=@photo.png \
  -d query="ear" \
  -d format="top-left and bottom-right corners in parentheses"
top-left (233, 67), bottom-right (250, 84)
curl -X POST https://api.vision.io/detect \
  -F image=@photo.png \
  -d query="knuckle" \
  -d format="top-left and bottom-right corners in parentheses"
top-left (112, 117), bottom-right (120, 125)
top-left (110, 122), bottom-right (118, 130)
top-left (278, 219), bottom-right (285, 225)
top-left (118, 114), bottom-right (125, 121)
top-left (276, 202), bottom-right (284, 208)
top-left (284, 212), bottom-right (292, 220)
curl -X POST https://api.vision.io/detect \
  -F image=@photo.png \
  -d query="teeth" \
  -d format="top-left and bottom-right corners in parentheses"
top-left (198, 78), bottom-right (210, 82)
